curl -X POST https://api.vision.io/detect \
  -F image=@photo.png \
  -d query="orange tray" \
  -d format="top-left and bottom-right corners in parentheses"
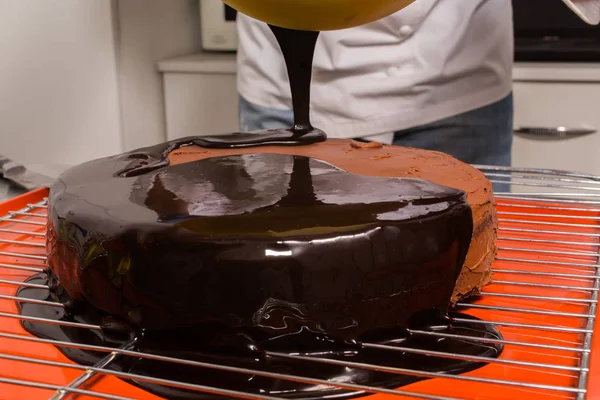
top-left (0, 188), bottom-right (599, 400)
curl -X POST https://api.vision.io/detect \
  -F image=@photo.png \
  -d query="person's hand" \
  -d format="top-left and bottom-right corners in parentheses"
top-left (563, 0), bottom-right (600, 24)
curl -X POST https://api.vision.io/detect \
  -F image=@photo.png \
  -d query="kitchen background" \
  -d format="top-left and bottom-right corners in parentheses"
top-left (1, 0), bottom-right (599, 179)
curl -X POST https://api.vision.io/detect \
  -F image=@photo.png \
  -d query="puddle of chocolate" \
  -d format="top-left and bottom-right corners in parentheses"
top-left (19, 272), bottom-right (503, 400)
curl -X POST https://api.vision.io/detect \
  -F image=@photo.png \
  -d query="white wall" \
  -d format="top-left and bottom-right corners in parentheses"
top-left (0, 0), bottom-right (202, 171)
top-left (114, 0), bottom-right (202, 151)
top-left (0, 0), bottom-right (122, 168)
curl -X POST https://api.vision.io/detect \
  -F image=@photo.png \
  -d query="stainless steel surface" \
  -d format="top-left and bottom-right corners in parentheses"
top-left (1, 165), bottom-right (600, 399)
top-left (578, 250), bottom-right (600, 400)
top-left (0, 155), bottom-right (56, 191)
top-left (514, 126), bottom-right (597, 139)
top-left (49, 338), bottom-right (139, 400)
top-left (0, 178), bottom-right (27, 203)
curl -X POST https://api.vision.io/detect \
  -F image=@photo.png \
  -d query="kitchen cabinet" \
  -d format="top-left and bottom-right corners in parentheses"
top-left (158, 53), bottom-right (239, 139)
top-left (160, 55), bottom-right (600, 177)
top-left (512, 63), bottom-right (600, 176)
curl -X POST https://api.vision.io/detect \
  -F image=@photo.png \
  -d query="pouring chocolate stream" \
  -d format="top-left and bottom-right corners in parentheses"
top-left (268, 25), bottom-right (321, 136)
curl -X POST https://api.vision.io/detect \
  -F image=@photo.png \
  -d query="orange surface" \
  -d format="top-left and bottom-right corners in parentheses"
top-left (0, 189), bottom-right (598, 400)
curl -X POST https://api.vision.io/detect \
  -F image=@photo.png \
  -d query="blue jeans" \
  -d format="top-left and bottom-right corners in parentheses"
top-left (239, 94), bottom-right (514, 191)
top-left (239, 93), bottom-right (513, 166)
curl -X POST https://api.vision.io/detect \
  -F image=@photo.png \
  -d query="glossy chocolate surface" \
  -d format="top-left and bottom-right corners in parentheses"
top-left (48, 148), bottom-right (473, 341)
top-left (19, 272), bottom-right (503, 400)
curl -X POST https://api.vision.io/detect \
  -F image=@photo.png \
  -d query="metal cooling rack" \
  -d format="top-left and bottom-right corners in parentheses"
top-left (0, 166), bottom-right (600, 399)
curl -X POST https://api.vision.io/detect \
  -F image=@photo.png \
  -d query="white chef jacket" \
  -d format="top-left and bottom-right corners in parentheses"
top-left (236, 0), bottom-right (600, 142)
top-left (564, 0), bottom-right (600, 24)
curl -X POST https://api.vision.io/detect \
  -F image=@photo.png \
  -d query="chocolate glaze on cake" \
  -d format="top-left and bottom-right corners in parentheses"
top-left (168, 138), bottom-right (498, 303)
top-left (46, 143), bottom-right (474, 340)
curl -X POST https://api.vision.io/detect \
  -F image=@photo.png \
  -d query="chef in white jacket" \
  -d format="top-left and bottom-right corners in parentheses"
top-left (236, 0), bottom-right (600, 167)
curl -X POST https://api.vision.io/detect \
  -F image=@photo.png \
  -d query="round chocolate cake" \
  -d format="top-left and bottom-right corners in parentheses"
top-left (45, 135), bottom-right (497, 342)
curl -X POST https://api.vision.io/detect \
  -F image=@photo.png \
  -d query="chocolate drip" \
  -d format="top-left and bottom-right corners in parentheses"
top-left (269, 25), bottom-right (320, 134)
top-left (19, 272), bottom-right (503, 400)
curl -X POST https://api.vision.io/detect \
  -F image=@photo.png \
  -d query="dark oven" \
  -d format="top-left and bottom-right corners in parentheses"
top-left (513, 0), bottom-right (600, 62)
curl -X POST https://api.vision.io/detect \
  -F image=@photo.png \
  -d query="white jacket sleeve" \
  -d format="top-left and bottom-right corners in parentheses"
top-left (562, 0), bottom-right (600, 24)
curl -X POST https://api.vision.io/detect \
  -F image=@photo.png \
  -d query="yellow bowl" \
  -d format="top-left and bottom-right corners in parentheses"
top-left (223, 0), bottom-right (416, 31)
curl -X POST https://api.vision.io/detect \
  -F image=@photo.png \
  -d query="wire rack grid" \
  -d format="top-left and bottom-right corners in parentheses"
top-left (0, 166), bottom-right (600, 400)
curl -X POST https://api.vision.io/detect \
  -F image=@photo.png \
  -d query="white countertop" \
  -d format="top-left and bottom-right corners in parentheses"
top-left (158, 52), bottom-right (600, 82)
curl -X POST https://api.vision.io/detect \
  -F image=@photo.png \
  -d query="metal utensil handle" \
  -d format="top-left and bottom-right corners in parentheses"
top-left (0, 155), bottom-right (55, 190)
top-left (515, 127), bottom-right (597, 138)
